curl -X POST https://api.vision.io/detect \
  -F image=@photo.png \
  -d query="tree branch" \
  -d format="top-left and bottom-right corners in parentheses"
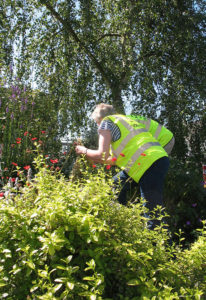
top-left (96, 33), bottom-right (121, 42)
top-left (39, 0), bottom-right (112, 88)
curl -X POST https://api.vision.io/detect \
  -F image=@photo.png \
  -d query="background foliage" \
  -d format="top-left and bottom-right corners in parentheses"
top-left (0, 0), bottom-right (205, 150)
top-left (0, 75), bottom-right (62, 181)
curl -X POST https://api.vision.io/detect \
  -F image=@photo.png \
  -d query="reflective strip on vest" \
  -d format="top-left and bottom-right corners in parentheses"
top-left (154, 124), bottom-right (163, 139)
top-left (138, 117), bottom-right (163, 140)
top-left (110, 116), bottom-right (148, 156)
top-left (124, 142), bottom-right (160, 173)
top-left (136, 118), bottom-right (151, 130)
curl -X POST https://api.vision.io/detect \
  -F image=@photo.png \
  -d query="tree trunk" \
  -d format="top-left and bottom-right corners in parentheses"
top-left (110, 82), bottom-right (125, 114)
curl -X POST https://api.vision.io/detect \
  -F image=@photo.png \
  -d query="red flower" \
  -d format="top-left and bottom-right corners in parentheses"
top-left (24, 131), bottom-right (29, 136)
top-left (23, 165), bottom-right (30, 170)
top-left (16, 141), bottom-right (21, 144)
top-left (50, 159), bottom-right (58, 164)
top-left (141, 153), bottom-right (146, 156)
top-left (16, 138), bottom-right (21, 141)
top-left (106, 165), bottom-right (111, 170)
top-left (1, 177), bottom-right (4, 179)
top-left (11, 162), bottom-right (18, 166)
top-left (120, 153), bottom-right (125, 157)
top-left (31, 137), bottom-right (37, 141)
top-left (41, 130), bottom-right (46, 134)
top-left (92, 164), bottom-right (96, 168)
top-left (112, 157), bottom-right (117, 162)
top-left (63, 151), bottom-right (67, 155)
top-left (0, 192), bottom-right (4, 197)
top-left (138, 163), bottom-right (141, 166)
top-left (11, 178), bottom-right (16, 182)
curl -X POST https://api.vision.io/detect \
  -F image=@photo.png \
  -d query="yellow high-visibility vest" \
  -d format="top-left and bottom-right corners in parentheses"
top-left (105, 115), bottom-right (168, 183)
top-left (128, 115), bottom-right (173, 147)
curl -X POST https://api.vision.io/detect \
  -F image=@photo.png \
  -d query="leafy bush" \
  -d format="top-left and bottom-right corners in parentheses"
top-left (0, 155), bottom-right (206, 299)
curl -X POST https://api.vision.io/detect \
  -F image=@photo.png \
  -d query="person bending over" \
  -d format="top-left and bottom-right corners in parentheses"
top-left (75, 103), bottom-right (174, 228)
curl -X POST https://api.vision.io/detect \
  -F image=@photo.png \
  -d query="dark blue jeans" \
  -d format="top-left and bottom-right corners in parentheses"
top-left (113, 157), bottom-right (170, 227)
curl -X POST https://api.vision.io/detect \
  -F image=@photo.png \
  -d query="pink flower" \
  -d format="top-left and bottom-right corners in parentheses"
top-left (112, 157), bottom-right (117, 162)
top-left (106, 165), bottom-right (111, 170)
top-left (41, 130), bottom-right (46, 134)
top-left (24, 131), bottom-right (29, 136)
top-left (11, 178), bottom-right (16, 182)
top-left (120, 153), bottom-right (125, 157)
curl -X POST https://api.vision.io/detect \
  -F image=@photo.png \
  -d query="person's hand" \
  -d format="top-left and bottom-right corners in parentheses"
top-left (75, 145), bottom-right (87, 155)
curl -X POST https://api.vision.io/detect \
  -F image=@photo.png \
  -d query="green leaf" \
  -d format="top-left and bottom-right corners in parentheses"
top-left (66, 282), bottom-right (74, 290)
top-left (83, 276), bottom-right (95, 281)
top-left (127, 279), bottom-right (141, 286)
top-left (53, 283), bottom-right (63, 293)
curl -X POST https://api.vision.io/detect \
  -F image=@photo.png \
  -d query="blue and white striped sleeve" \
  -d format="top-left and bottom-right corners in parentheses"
top-left (98, 120), bottom-right (121, 142)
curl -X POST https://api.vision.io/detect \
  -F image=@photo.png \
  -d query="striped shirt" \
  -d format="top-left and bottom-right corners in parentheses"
top-left (98, 119), bottom-right (120, 142)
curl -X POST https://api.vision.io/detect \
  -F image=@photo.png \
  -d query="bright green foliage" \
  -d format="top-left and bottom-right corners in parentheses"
top-left (0, 155), bottom-right (206, 299)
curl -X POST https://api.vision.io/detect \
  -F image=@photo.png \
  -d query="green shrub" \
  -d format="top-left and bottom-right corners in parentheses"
top-left (0, 155), bottom-right (206, 299)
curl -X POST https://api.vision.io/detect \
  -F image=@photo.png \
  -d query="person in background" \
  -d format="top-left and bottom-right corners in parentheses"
top-left (75, 103), bottom-right (174, 228)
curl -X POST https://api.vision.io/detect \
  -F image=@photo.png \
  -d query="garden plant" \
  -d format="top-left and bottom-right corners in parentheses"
top-left (0, 155), bottom-right (206, 299)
